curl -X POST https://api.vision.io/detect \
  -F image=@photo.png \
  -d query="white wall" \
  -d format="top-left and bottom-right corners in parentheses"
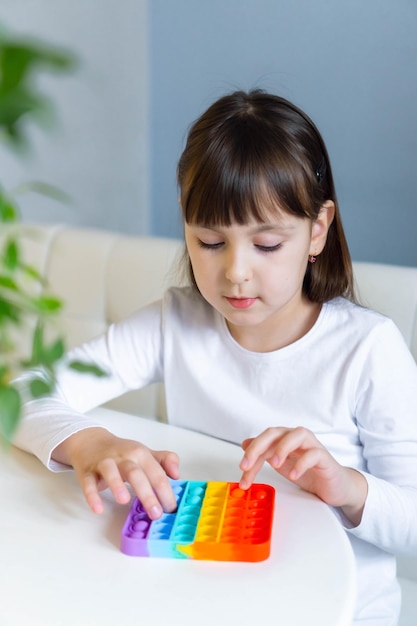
top-left (0, 0), bottom-right (150, 234)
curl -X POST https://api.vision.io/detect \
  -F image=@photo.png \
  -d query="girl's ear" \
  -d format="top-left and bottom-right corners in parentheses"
top-left (309, 200), bottom-right (335, 256)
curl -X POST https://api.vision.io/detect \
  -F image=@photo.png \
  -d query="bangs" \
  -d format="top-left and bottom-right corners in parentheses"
top-left (179, 117), bottom-right (317, 227)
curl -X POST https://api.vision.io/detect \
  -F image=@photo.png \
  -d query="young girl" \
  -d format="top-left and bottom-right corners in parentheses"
top-left (15, 90), bottom-right (417, 625)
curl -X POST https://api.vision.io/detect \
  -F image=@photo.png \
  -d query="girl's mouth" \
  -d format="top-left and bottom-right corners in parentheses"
top-left (225, 297), bottom-right (257, 309)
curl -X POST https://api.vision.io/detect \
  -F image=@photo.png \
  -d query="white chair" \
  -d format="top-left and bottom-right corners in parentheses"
top-left (354, 261), bottom-right (417, 625)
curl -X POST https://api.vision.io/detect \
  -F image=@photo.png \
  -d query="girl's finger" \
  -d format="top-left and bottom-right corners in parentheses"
top-left (121, 451), bottom-right (179, 516)
top-left (268, 427), bottom-right (320, 468)
top-left (96, 457), bottom-right (132, 505)
top-left (288, 447), bottom-right (328, 481)
top-left (240, 427), bottom-right (287, 470)
top-left (154, 450), bottom-right (180, 480)
top-left (150, 451), bottom-right (181, 512)
top-left (80, 472), bottom-right (105, 515)
top-left (239, 454), bottom-right (271, 490)
top-left (241, 437), bottom-right (254, 451)
top-left (118, 460), bottom-right (165, 519)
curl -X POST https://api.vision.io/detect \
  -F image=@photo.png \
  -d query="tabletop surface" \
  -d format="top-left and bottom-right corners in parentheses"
top-left (0, 407), bottom-right (357, 626)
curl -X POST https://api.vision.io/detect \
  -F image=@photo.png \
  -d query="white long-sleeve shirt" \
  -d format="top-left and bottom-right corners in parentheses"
top-left (14, 287), bottom-right (417, 624)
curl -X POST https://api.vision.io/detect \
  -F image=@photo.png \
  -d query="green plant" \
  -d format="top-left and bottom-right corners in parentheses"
top-left (0, 26), bottom-right (105, 443)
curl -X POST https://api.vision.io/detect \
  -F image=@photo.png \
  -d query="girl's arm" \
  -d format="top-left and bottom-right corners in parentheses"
top-left (240, 320), bottom-right (417, 554)
top-left (13, 300), bottom-right (180, 517)
top-left (13, 300), bottom-right (165, 467)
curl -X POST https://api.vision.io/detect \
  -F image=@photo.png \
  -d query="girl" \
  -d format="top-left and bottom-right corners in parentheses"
top-left (14, 90), bottom-right (417, 624)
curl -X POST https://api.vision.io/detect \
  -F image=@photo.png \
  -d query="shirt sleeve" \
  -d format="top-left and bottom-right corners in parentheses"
top-left (12, 299), bottom-right (164, 470)
top-left (339, 319), bottom-right (417, 554)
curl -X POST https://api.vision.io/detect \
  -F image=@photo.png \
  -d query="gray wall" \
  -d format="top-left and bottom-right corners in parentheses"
top-left (150, 0), bottom-right (417, 266)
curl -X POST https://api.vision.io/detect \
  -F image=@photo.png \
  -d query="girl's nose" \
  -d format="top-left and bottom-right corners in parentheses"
top-left (224, 251), bottom-right (252, 284)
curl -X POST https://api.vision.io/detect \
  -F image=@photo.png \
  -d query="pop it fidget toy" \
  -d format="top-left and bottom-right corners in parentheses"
top-left (121, 480), bottom-right (275, 562)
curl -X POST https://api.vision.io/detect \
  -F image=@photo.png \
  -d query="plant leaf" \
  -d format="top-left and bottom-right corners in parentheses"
top-left (0, 39), bottom-right (76, 92)
top-left (29, 378), bottom-right (53, 399)
top-left (0, 296), bottom-right (20, 322)
top-left (0, 34), bottom-right (77, 151)
top-left (68, 360), bottom-right (108, 378)
top-left (0, 385), bottom-right (21, 441)
top-left (31, 295), bottom-right (62, 314)
top-left (0, 275), bottom-right (18, 290)
top-left (3, 238), bottom-right (19, 270)
top-left (29, 321), bottom-right (44, 366)
top-left (43, 337), bottom-right (65, 366)
top-left (19, 263), bottom-right (45, 285)
top-left (0, 365), bottom-right (8, 383)
top-left (0, 190), bottom-right (19, 222)
top-left (14, 181), bottom-right (72, 205)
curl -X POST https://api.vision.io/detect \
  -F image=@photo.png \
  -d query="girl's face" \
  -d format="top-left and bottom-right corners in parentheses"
top-left (184, 202), bottom-right (334, 352)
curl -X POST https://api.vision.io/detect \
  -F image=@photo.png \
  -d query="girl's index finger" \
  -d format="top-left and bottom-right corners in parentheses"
top-left (239, 454), bottom-right (266, 490)
top-left (239, 439), bottom-right (268, 472)
top-left (239, 438), bottom-right (279, 489)
top-left (240, 427), bottom-right (286, 467)
top-left (239, 428), bottom-right (291, 486)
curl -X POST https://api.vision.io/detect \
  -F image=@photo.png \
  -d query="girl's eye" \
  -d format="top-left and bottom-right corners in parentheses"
top-left (198, 240), bottom-right (224, 250)
top-left (255, 243), bottom-right (282, 253)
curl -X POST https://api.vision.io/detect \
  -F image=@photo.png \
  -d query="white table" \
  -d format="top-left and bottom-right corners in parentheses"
top-left (0, 407), bottom-right (356, 626)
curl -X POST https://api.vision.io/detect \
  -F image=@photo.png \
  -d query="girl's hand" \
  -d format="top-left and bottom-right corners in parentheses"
top-left (239, 426), bottom-right (368, 526)
top-left (53, 427), bottom-right (180, 519)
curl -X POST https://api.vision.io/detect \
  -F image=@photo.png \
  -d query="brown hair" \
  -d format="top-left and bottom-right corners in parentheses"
top-left (177, 89), bottom-right (355, 302)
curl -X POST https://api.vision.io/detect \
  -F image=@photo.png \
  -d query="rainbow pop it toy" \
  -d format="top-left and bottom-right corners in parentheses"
top-left (120, 480), bottom-right (275, 562)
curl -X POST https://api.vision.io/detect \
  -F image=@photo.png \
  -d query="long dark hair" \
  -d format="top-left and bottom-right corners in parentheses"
top-left (177, 89), bottom-right (354, 302)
